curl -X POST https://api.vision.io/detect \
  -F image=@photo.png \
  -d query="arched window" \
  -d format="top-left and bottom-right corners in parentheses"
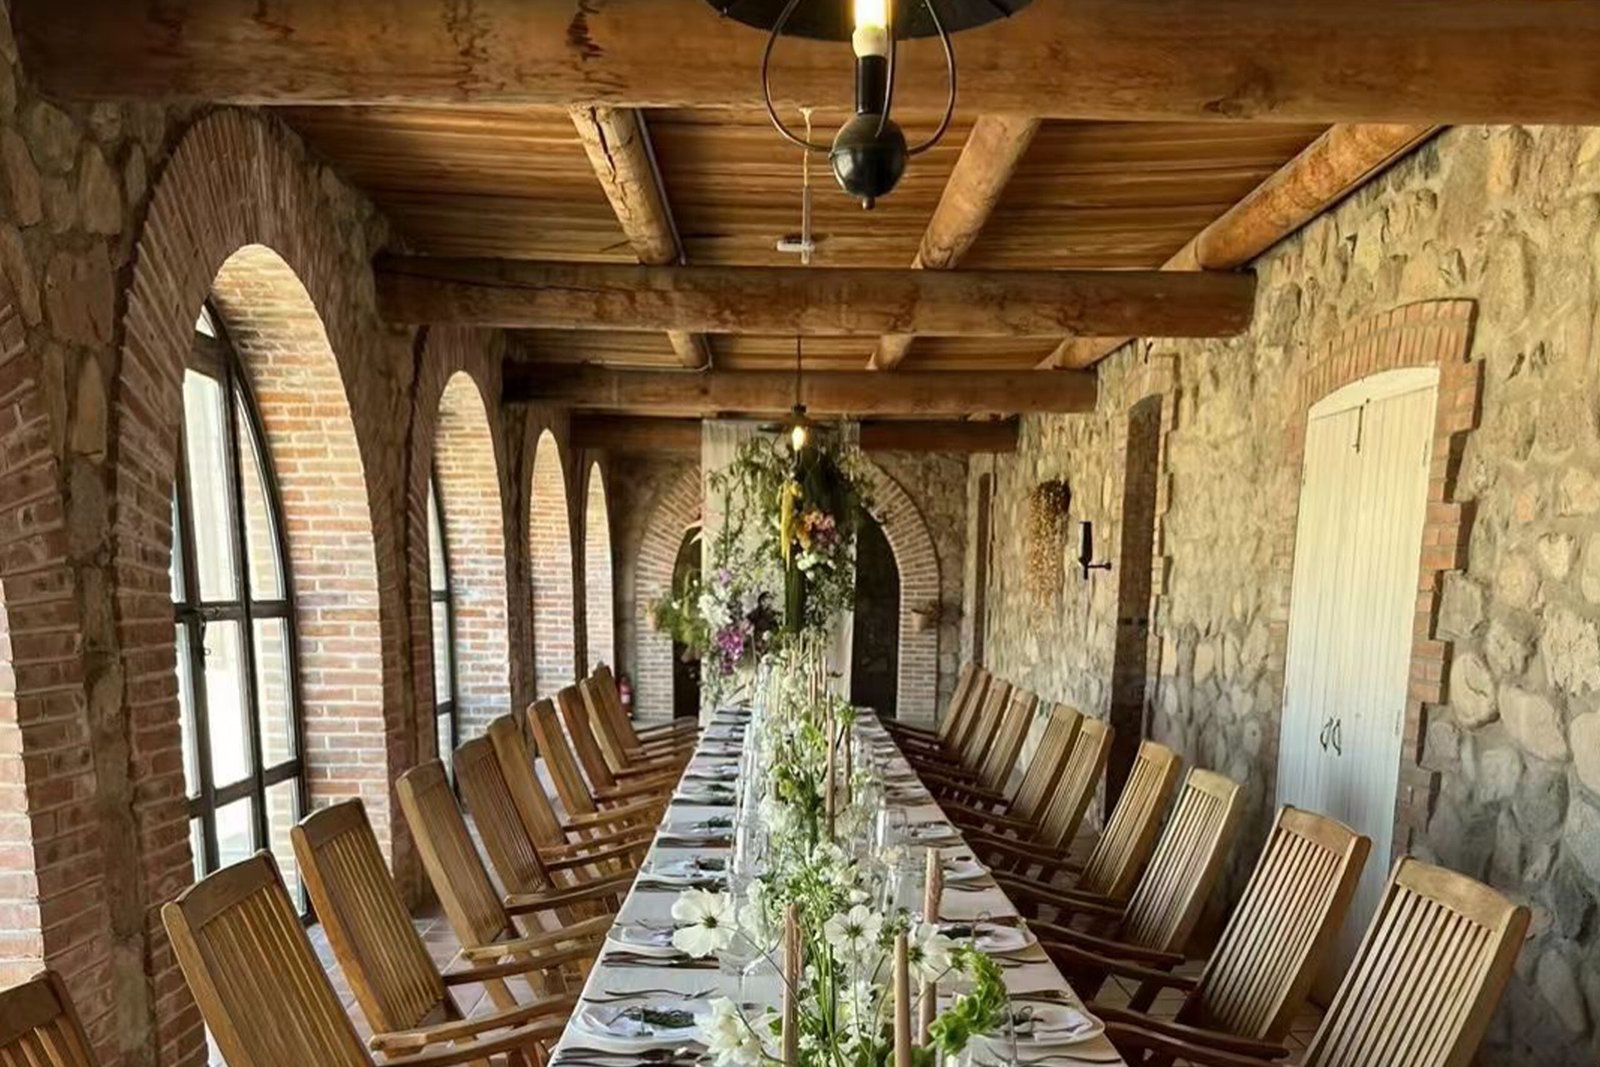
top-left (428, 476), bottom-right (458, 766)
top-left (172, 304), bottom-right (307, 910)
top-left (583, 465), bottom-right (615, 671)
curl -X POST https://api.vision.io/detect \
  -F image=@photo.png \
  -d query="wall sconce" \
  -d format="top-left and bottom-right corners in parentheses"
top-left (1077, 521), bottom-right (1112, 578)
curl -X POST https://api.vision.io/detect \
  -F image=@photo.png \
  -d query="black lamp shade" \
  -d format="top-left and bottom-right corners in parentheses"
top-left (706, 0), bottom-right (1033, 41)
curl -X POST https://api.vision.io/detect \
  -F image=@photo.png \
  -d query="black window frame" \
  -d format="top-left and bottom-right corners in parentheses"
top-left (428, 473), bottom-right (459, 762)
top-left (172, 302), bottom-right (310, 914)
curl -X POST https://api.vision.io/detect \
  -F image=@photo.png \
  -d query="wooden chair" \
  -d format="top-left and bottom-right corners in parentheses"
top-left (942, 703), bottom-right (1082, 833)
top-left (907, 674), bottom-right (1010, 777)
top-left (991, 740), bottom-right (1181, 903)
top-left (966, 715), bottom-right (1113, 871)
top-left (292, 799), bottom-right (597, 1050)
top-left (1017, 769), bottom-right (1244, 1000)
top-left (455, 735), bottom-right (636, 909)
top-left (162, 853), bottom-right (568, 1067)
top-left (589, 664), bottom-right (697, 750)
top-left (555, 685), bottom-right (679, 796)
top-left (885, 661), bottom-right (981, 749)
top-left (396, 759), bottom-right (618, 1006)
top-left (577, 674), bottom-right (689, 780)
top-left (511, 706), bottom-right (664, 838)
top-left (1, 970), bottom-right (97, 1067)
top-left (1088, 807), bottom-right (1369, 1062)
top-left (1105, 857), bottom-right (1529, 1067)
top-left (922, 687), bottom-right (1039, 795)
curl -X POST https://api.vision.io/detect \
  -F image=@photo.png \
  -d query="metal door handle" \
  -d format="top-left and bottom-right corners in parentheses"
top-left (1318, 718), bottom-right (1331, 751)
top-left (1331, 718), bottom-right (1343, 756)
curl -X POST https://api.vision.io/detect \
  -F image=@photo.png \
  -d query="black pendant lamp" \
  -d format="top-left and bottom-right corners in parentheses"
top-left (708, 0), bottom-right (1033, 208)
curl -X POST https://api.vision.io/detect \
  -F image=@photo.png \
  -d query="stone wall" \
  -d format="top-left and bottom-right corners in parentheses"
top-left (965, 126), bottom-right (1600, 1063)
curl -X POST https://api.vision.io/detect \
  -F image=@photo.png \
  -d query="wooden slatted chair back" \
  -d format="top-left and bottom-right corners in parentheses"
top-left (0, 971), bottom-right (98, 1067)
top-left (976, 688), bottom-right (1039, 791)
top-left (454, 736), bottom-right (558, 895)
top-left (1010, 704), bottom-right (1081, 821)
top-left (1300, 858), bottom-right (1529, 1067)
top-left (487, 713), bottom-right (570, 848)
top-left (526, 699), bottom-right (601, 818)
top-left (957, 677), bottom-right (1012, 768)
top-left (935, 662), bottom-right (980, 745)
top-left (162, 854), bottom-right (374, 1067)
top-left (1075, 741), bottom-right (1181, 901)
top-left (292, 799), bottom-right (452, 1038)
top-left (948, 669), bottom-right (993, 756)
top-left (579, 674), bottom-right (633, 775)
top-left (1115, 769), bottom-right (1244, 953)
top-left (1181, 807), bottom-right (1370, 1042)
top-left (590, 664), bottom-right (644, 750)
top-left (396, 760), bottom-right (520, 956)
top-left (1037, 715), bottom-right (1113, 848)
top-left (556, 684), bottom-right (620, 790)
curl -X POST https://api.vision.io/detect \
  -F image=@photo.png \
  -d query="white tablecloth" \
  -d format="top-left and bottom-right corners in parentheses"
top-left (550, 713), bottom-right (1128, 1065)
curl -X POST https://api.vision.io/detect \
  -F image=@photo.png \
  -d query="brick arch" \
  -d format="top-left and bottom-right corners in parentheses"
top-left (405, 328), bottom-right (515, 754)
top-left (582, 462), bottom-right (616, 672)
top-left (634, 467), bottom-right (704, 722)
top-left (0, 279), bottom-right (105, 1030)
top-left (529, 428), bottom-right (577, 697)
top-left (110, 109), bottom-right (414, 1063)
top-left (862, 462), bottom-right (942, 726)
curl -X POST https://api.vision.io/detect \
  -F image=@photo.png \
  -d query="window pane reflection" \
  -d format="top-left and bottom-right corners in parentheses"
top-left (202, 621), bottom-right (251, 789)
top-left (253, 619), bottom-right (294, 768)
top-left (181, 371), bottom-right (237, 602)
top-left (214, 797), bottom-right (254, 870)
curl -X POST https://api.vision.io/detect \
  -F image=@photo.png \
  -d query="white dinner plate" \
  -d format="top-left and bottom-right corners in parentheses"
top-left (940, 920), bottom-right (1035, 955)
top-left (605, 923), bottom-right (682, 958)
top-left (568, 1000), bottom-right (709, 1052)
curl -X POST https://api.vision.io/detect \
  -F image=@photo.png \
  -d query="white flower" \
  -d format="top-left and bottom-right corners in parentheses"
top-left (701, 997), bottom-right (769, 1067)
top-left (698, 591), bottom-right (732, 629)
top-left (908, 921), bottom-right (954, 983)
top-left (823, 904), bottom-right (884, 963)
top-left (671, 888), bottom-right (736, 957)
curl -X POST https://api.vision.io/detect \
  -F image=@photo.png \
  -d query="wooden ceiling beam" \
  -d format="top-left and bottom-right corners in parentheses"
top-left (504, 366), bottom-right (1095, 416)
top-left (568, 105), bottom-right (709, 369)
top-left (872, 114), bottom-right (1041, 371)
top-left (1045, 123), bottom-right (1437, 369)
top-left (377, 257), bottom-right (1255, 338)
top-left (570, 415), bottom-right (1020, 454)
top-left (21, 0), bottom-right (1600, 125)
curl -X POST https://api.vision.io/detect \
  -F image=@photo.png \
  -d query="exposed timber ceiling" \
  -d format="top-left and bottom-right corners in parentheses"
top-left (14, 0), bottom-right (1480, 417)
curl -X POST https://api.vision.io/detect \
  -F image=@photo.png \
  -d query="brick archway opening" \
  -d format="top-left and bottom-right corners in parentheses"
top-left (863, 464), bottom-right (942, 726)
top-left (584, 464), bottom-right (616, 672)
top-left (433, 372), bottom-right (510, 743)
top-left (529, 430), bottom-right (575, 697)
top-left (633, 468), bottom-right (703, 722)
top-left (210, 244), bottom-right (386, 841)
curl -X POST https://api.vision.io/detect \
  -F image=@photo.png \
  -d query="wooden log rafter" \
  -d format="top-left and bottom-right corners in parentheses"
top-left (1045, 123), bottom-right (1438, 370)
top-left (570, 415), bottom-right (1020, 454)
top-left (568, 104), bottom-right (709, 369)
top-left (376, 257), bottom-right (1256, 338)
top-left (20, 0), bottom-right (1600, 126)
top-left (503, 365), bottom-right (1095, 416)
top-left (872, 114), bottom-right (1042, 371)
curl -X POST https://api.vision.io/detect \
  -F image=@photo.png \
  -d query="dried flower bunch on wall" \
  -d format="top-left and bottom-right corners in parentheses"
top-left (1026, 478), bottom-right (1072, 604)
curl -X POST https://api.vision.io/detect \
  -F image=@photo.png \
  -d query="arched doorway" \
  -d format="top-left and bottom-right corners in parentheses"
top-left (584, 464), bottom-right (616, 671)
top-left (670, 527), bottom-right (703, 719)
top-left (850, 505), bottom-right (901, 717)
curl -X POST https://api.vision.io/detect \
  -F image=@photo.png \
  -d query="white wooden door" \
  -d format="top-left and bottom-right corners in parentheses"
top-left (1278, 368), bottom-right (1438, 973)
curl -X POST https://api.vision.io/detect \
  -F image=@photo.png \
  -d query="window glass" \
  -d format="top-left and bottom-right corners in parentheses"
top-left (237, 406), bottom-right (284, 600)
top-left (175, 623), bottom-right (199, 798)
top-left (181, 371), bottom-right (238, 602)
top-left (428, 481), bottom-right (448, 591)
top-left (214, 797), bottom-right (255, 869)
top-left (201, 620), bottom-right (251, 789)
top-left (253, 619), bottom-right (295, 767)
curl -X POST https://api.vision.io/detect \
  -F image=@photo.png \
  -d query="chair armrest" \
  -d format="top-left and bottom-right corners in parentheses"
top-left (997, 878), bottom-right (1124, 921)
top-left (1039, 940), bottom-right (1198, 992)
top-left (369, 994), bottom-right (578, 1052)
top-left (1027, 920), bottom-right (1183, 969)
top-left (588, 793), bottom-right (668, 822)
top-left (376, 1016), bottom-right (569, 1067)
top-left (949, 805), bottom-right (1035, 835)
top-left (1102, 1022), bottom-right (1286, 1066)
top-left (615, 758), bottom-right (684, 780)
top-left (440, 942), bottom-right (598, 985)
top-left (884, 721), bottom-right (939, 741)
top-left (561, 805), bottom-right (660, 834)
top-left (458, 915), bottom-right (615, 960)
top-left (968, 834), bottom-right (1076, 873)
top-left (549, 823), bottom-right (653, 856)
top-left (1092, 1007), bottom-right (1292, 1060)
top-left (506, 871), bottom-right (634, 913)
top-left (596, 778), bottom-right (674, 805)
top-left (547, 841), bottom-right (644, 873)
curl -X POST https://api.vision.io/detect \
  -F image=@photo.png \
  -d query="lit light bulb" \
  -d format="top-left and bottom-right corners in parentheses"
top-left (790, 421), bottom-right (810, 451)
top-left (852, 0), bottom-right (889, 56)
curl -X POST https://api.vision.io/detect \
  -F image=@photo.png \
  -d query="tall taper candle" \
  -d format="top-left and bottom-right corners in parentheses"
top-left (824, 708), bottom-right (837, 837)
top-left (893, 930), bottom-right (913, 1067)
top-left (781, 905), bottom-right (800, 1065)
top-left (919, 847), bottom-right (943, 1040)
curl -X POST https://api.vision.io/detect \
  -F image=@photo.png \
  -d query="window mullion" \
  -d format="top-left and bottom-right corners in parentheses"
top-left (174, 414), bottom-right (222, 875)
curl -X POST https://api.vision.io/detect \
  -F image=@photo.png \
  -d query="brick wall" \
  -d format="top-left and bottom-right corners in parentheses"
top-left (582, 462), bottom-right (615, 671)
top-left (528, 428), bottom-right (576, 698)
top-left (861, 462), bottom-right (942, 727)
top-left (632, 466), bottom-right (702, 721)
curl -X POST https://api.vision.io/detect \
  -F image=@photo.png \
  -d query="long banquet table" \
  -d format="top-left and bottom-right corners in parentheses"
top-left (548, 710), bottom-right (1129, 1065)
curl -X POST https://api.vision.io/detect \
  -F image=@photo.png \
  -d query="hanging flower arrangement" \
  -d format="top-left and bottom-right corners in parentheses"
top-left (1025, 478), bottom-right (1072, 605)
